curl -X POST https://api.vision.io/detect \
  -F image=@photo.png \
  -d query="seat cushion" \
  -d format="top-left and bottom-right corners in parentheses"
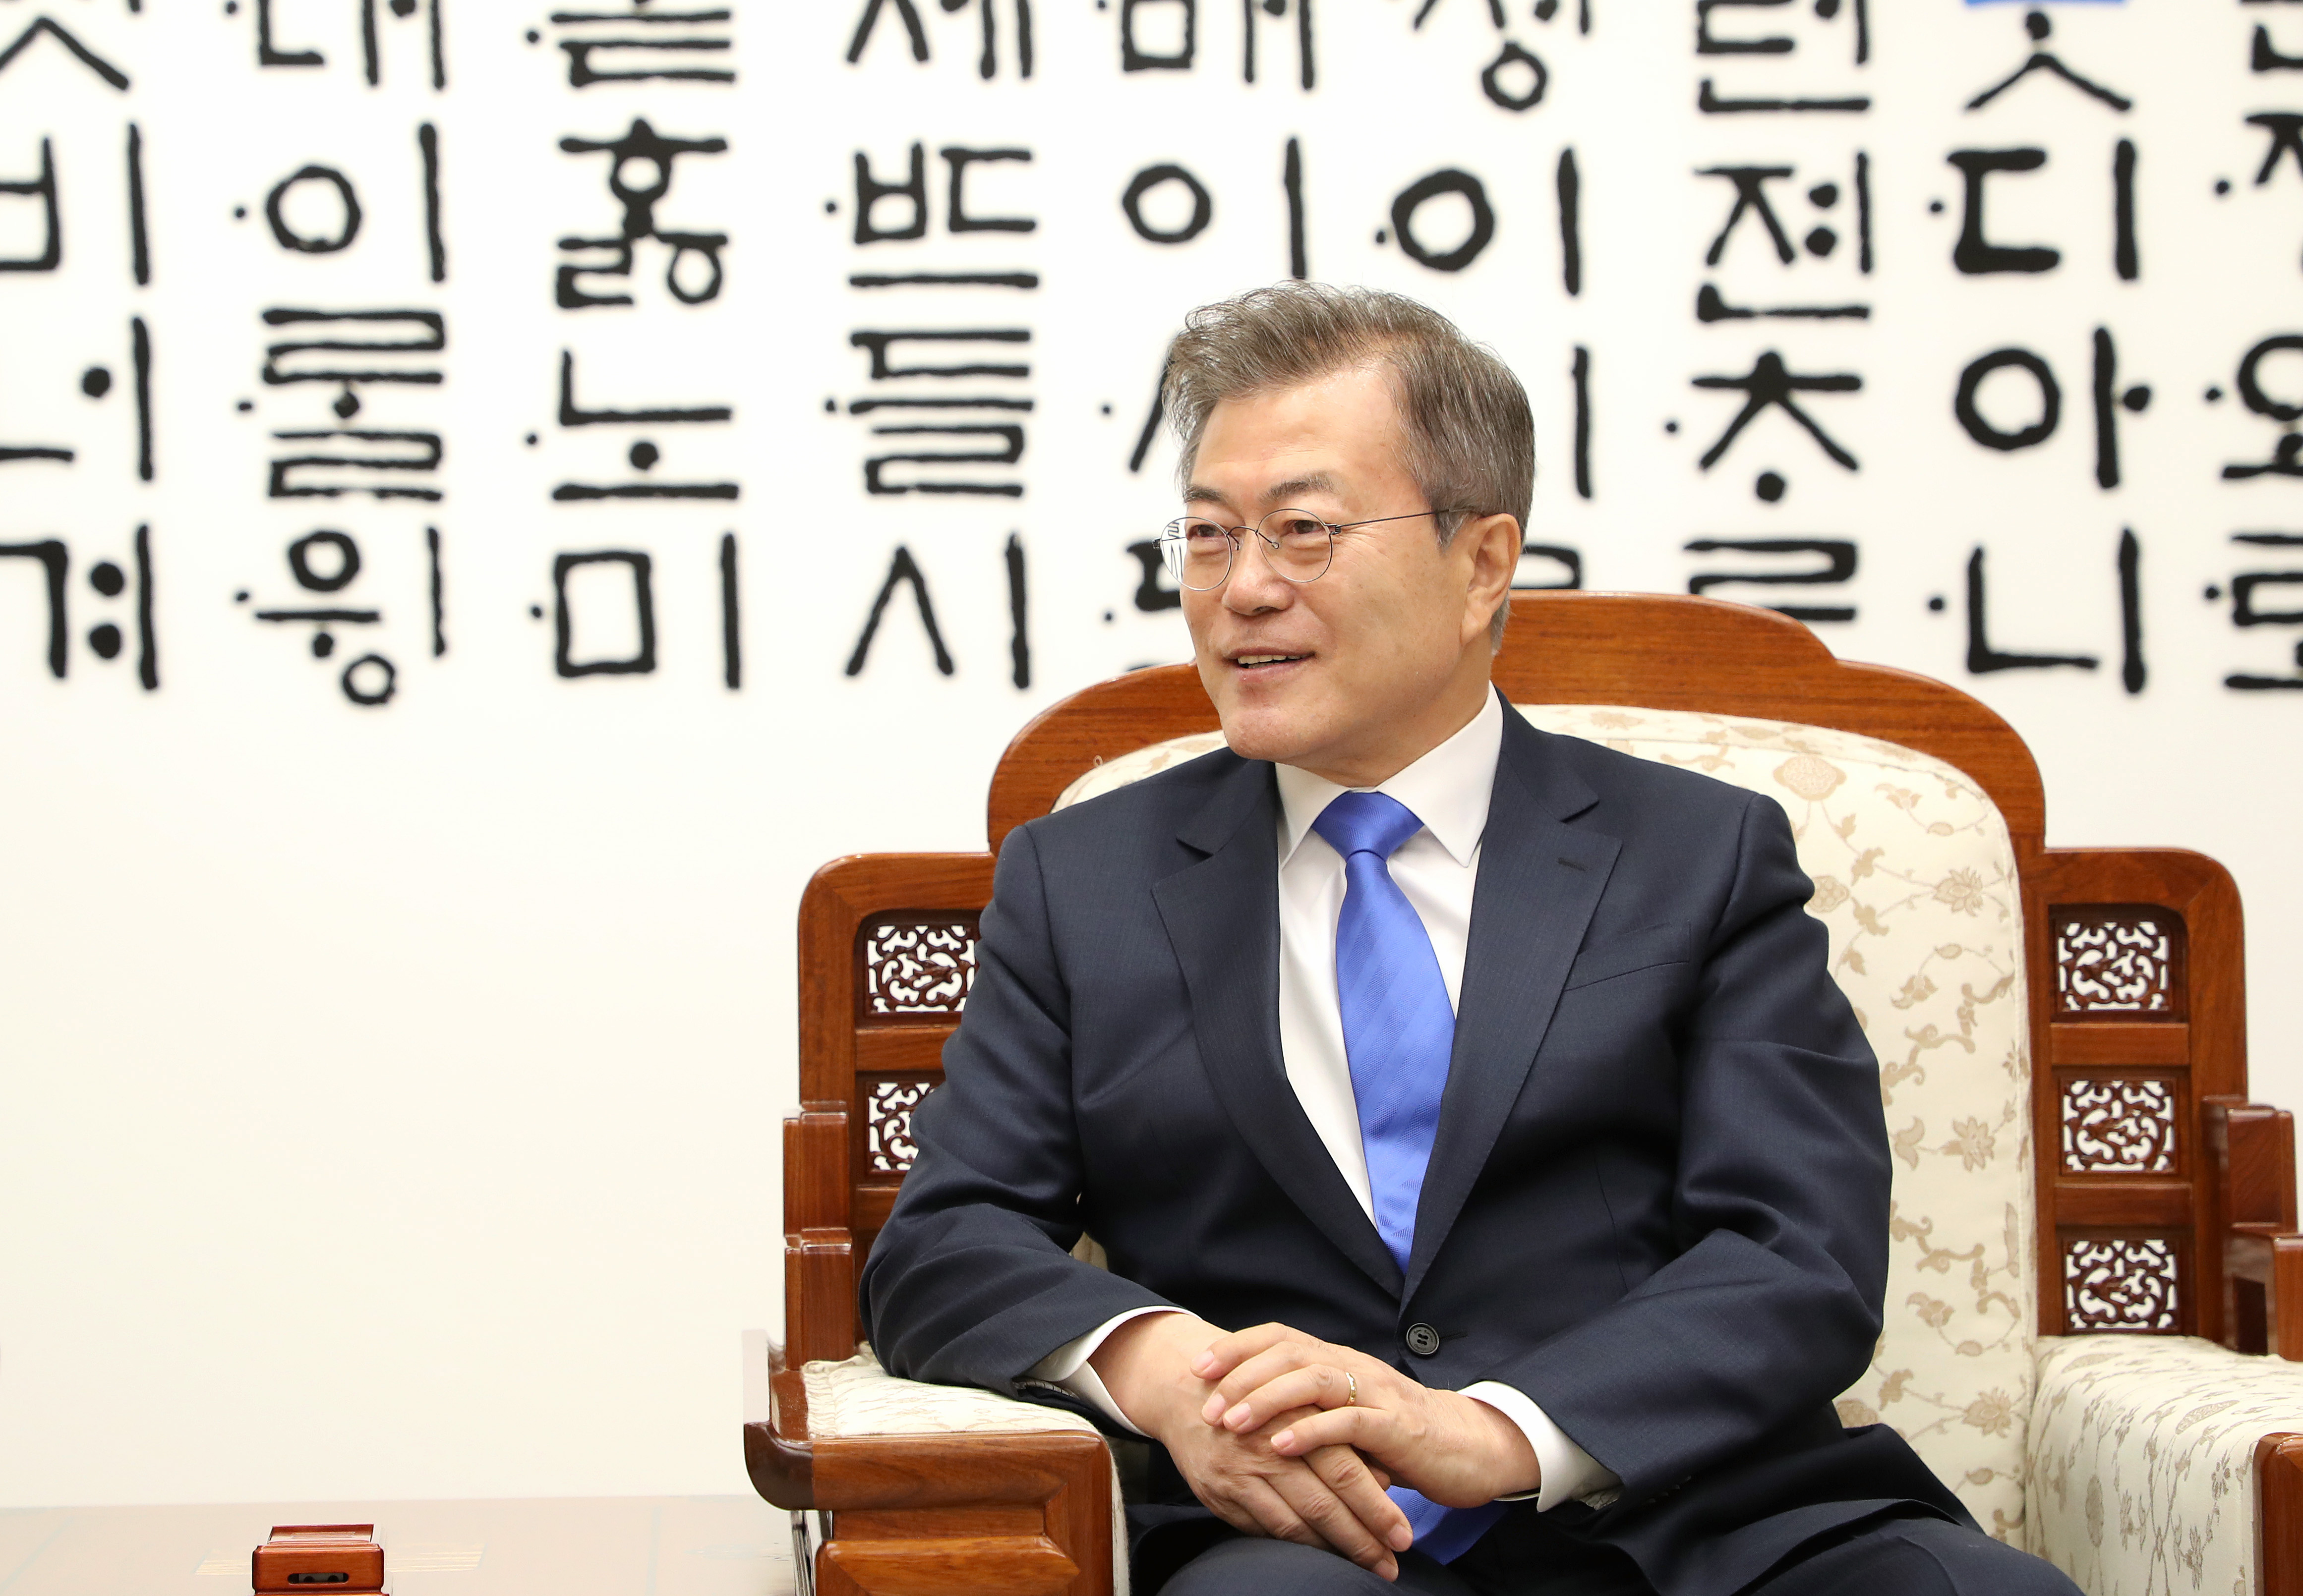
top-left (1057, 705), bottom-right (2038, 1544)
top-left (806, 1348), bottom-right (1107, 1438)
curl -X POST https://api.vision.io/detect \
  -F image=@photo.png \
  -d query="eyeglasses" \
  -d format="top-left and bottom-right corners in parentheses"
top-left (1155, 508), bottom-right (1461, 591)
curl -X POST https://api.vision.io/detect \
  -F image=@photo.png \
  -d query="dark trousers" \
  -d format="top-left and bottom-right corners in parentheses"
top-left (1155, 1509), bottom-right (2083, 1596)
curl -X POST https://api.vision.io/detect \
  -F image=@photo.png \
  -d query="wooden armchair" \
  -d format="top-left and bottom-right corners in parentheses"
top-left (745, 592), bottom-right (2303, 1596)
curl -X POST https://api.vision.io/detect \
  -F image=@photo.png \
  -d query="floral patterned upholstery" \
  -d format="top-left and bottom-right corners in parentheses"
top-left (2031, 1334), bottom-right (2303, 1596)
top-left (807, 1348), bottom-right (1108, 1440)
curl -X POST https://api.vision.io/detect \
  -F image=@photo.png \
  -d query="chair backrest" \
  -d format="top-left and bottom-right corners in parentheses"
top-left (785, 594), bottom-right (2250, 1526)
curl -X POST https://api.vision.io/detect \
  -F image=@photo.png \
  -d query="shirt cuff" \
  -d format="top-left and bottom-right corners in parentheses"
top-left (1460, 1380), bottom-right (1622, 1511)
top-left (1028, 1307), bottom-right (1181, 1437)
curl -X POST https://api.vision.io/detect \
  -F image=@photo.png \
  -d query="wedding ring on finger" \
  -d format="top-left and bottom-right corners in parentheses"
top-left (1344, 1372), bottom-right (1358, 1407)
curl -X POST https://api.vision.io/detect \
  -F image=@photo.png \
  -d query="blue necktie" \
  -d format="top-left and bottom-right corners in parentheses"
top-left (1311, 792), bottom-right (1508, 1563)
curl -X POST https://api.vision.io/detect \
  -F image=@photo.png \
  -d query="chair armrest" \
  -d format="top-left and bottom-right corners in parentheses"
top-left (2029, 1334), bottom-right (2303, 1596)
top-left (2209, 1100), bottom-right (2303, 1358)
top-left (741, 1337), bottom-right (818, 1508)
top-left (743, 1344), bottom-right (1126, 1596)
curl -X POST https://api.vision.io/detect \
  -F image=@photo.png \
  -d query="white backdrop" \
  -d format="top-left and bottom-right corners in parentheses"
top-left (2, 0), bottom-right (2299, 1505)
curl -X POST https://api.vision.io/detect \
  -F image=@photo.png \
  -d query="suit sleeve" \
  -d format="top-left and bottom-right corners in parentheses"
top-left (859, 821), bottom-right (1175, 1393)
top-left (1479, 791), bottom-right (1890, 1505)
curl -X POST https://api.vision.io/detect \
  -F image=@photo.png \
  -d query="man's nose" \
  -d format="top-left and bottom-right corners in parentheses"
top-left (1221, 534), bottom-right (1295, 613)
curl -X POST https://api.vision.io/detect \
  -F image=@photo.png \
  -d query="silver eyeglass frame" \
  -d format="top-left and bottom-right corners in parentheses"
top-left (1154, 508), bottom-right (1464, 591)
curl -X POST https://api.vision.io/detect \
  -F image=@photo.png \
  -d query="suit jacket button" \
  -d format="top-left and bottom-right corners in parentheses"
top-left (1404, 1323), bottom-right (1442, 1357)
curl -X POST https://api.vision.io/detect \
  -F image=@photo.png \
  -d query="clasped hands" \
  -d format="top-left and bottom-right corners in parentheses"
top-left (1088, 1313), bottom-right (1540, 1582)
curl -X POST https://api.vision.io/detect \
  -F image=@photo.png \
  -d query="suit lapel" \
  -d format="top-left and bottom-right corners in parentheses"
top-left (1153, 759), bottom-right (1404, 1298)
top-left (1404, 708), bottom-right (1620, 1300)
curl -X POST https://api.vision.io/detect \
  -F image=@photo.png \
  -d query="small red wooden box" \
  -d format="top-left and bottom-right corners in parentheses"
top-left (251, 1525), bottom-right (385, 1594)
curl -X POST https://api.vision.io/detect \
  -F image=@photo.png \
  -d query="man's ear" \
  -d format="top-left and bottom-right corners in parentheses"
top-left (1460, 513), bottom-right (1520, 643)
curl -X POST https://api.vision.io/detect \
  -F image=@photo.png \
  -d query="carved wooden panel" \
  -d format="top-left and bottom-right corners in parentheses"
top-left (863, 1077), bottom-right (934, 1174)
top-left (2061, 1076), bottom-right (2180, 1174)
top-left (2062, 1234), bottom-right (2182, 1331)
top-left (859, 917), bottom-right (979, 1024)
top-left (2053, 906), bottom-right (2187, 1020)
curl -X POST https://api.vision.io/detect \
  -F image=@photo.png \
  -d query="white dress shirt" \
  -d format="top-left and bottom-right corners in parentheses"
top-left (1029, 690), bottom-right (1620, 1512)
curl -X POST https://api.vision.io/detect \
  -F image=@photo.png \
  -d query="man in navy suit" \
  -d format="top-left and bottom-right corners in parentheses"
top-left (860, 285), bottom-right (2079, 1596)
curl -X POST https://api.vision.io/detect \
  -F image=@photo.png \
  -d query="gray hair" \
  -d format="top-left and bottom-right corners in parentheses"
top-left (1162, 282), bottom-right (1532, 647)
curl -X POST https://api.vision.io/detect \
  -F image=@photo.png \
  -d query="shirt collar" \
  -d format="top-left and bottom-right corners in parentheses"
top-left (1274, 688), bottom-right (1504, 869)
